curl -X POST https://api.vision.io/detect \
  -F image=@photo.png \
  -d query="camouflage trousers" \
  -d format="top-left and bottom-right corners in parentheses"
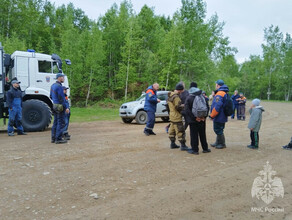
top-left (168, 121), bottom-right (186, 142)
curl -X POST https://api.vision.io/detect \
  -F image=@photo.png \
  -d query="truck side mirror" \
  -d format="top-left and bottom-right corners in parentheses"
top-left (65, 59), bottom-right (71, 65)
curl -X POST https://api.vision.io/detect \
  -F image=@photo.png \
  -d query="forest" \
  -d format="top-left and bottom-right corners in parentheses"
top-left (0, 0), bottom-right (291, 105)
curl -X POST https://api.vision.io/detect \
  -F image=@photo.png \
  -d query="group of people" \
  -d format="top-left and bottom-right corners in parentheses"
top-left (6, 73), bottom-right (71, 144)
top-left (142, 80), bottom-right (291, 153)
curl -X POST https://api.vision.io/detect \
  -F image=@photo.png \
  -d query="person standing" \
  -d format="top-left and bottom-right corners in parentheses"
top-left (6, 79), bottom-right (26, 136)
top-left (209, 79), bottom-right (229, 149)
top-left (50, 73), bottom-right (69, 144)
top-left (144, 83), bottom-right (160, 136)
top-left (238, 93), bottom-right (247, 120)
top-left (168, 83), bottom-right (189, 151)
top-left (184, 84), bottom-right (211, 155)
top-left (62, 86), bottom-right (71, 140)
top-left (179, 82), bottom-right (189, 130)
top-left (247, 99), bottom-right (264, 149)
top-left (231, 90), bottom-right (240, 119)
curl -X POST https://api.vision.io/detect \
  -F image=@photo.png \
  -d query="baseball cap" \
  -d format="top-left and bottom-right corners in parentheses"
top-left (216, 79), bottom-right (224, 86)
top-left (56, 73), bottom-right (65, 78)
top-left (62, 86), bottom-right (69, 90)
top-left (11, 80), bottom-right (21, 84)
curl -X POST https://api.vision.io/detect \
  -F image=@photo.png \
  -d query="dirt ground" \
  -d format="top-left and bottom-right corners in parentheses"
top-left (0, 101), bottom-right (291, 220)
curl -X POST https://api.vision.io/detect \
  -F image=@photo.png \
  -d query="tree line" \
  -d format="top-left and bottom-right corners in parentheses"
top-left (0, 0), bottom-right (291, 105)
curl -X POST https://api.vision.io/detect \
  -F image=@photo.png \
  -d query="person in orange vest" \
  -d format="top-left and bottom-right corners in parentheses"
top-left (144, 83), bottom-right (160, 136)
top-left (237, 92), bottom-right (247, 120)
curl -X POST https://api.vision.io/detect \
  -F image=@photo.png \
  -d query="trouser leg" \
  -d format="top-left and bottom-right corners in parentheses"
top-left (8, 108), bottom-right (16, 134)
top-left (250, 130), bottom-right (255, 146)
top-left (189, 123), bottom-right (199, 152)
top-left (145, 111), bottom-right (155, 131)
top-left (198, 121), bottom-right (208, 151)
top-left (15, 107), bottom-right (24, 133)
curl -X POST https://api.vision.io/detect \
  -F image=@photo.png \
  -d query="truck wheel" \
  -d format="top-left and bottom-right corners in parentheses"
top-left (122, 118), bottom-right (133, 124)
top-left (161, 117), bottom-right (169, 122)
top-left (22, 100), bottom-right (52, 132)
top-left (135, 111), bottom-right (147, 124)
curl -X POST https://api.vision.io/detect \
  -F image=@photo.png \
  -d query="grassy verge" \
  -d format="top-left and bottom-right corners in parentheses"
top-left (70, 106), bottom-right (120, 123)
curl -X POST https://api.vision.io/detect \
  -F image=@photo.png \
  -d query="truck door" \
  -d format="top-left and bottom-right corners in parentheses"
top-left (35, 60), bottom-right (59, 94)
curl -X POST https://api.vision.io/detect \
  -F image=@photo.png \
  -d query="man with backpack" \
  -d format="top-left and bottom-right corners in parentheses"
top-left (209, 79), bottom-right (231, 149)
top-left (184, 83), bottom-right (211, 155)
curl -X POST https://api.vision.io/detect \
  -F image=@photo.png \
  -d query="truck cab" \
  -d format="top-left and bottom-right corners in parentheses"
top-left (0, 43), bottom-right (71, 131)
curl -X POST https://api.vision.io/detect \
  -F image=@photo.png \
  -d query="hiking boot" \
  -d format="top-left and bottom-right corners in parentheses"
top-left (149, 130), bottom-right (156, 135)
top-left (282, 145), bottom-right (292, 150)
top-left (215, 134), bottom-right (226, 149)
top-left (144, 129), bottom-right (150, 136)
top-left (64, 133), bottom-right (71, 140)
top-left (8, 132), bottom-right (14, 136)
top-left (203, 149), bottom-right (211, 153)
top-left (17, 132), bottom-right (27, 135)
top-left (187, 149), bottom-right (199, 155)
top-left (170, 140), bottom-right (180, 149)
top-left (247, 145), bottom-right (258, 149)
top-left (55, 139), bottom-right (67, 144)
top-left (210, 136), bottom-right (218, 148)
top-left (180, 141), bottom-right (190, 151)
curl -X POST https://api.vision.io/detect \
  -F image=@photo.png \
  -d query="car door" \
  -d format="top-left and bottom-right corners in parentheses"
top-left (155, 93), bottom-right (168, 116)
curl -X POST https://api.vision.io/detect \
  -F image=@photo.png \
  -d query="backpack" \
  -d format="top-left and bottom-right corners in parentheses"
top-left (192, 94), bottom-right (208, 118)
top-left (223, 93), bottom-right (234, 116)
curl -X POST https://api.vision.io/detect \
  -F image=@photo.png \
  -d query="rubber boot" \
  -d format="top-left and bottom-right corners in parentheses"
top-left (170, 138), bottom-right (180, 149)
top-left (210, 136), bottom-right (218, 148)
top-left (215, 134), bottom-right (226, 149)
top-left (180, 140), bottom-right (190, 151)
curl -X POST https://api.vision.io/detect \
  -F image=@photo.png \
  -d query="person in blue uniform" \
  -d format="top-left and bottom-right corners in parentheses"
top-left (209, 79), bottom-right (230, 149)
top-left (6, 79), bottom-right (26, 136)
top-left (62, 86), bottom-right (71, 140)
top-left (231, 90), bottom-right (240, 119)
top-left (144, 83), bottom-right (160, 136)
top-left (50, 73), bottom-right (69, 144)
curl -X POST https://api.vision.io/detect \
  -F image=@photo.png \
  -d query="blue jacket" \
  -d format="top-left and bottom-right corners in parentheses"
top-left (231, 94), bottom-right (240, 106)
top-left (144, 85), bottom-right (158, 112)
top-left (6, 87), bottom-right (22, 109)
top-left (210, 85), bottom-right (229, 123)
top-left (50, 81), bottom-right (69, 109)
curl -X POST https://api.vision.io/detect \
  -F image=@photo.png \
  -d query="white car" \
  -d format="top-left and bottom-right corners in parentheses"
top-left (119, 91), bottom-right (170, 124)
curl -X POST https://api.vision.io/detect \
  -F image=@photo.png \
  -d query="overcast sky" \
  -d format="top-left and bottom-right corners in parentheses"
top-left (53, 0), bottom-right (292, 64)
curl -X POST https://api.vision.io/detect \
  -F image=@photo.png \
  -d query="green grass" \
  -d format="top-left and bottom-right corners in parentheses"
top-left (70, 106), bottom-right (120, 123)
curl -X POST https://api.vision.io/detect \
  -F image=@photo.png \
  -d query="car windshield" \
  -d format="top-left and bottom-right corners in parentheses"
top-left (136, 94), bottom-right (146, 101)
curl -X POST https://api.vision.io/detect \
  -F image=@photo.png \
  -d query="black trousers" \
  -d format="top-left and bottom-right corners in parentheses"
top-left (250, 130), bottom-right (259, 147)
top-left (189, 121), bottom-right (208, 152)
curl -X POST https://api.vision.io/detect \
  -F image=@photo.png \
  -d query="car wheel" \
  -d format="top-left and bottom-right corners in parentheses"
top-left (161, 117), bottom-right (169, 122)
top-left (135, 111), bottom-right (147, 124)
top-left (122, 118), bottom-right (133, 124)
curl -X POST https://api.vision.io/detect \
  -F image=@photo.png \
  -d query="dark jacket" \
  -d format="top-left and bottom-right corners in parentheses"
top-left (184, 87), bottom-right (209, 124)
top-left (50, 81), bottom-right (69, 109)
top-left (144, 85), bottom-right (158, 112)
top-left (231, 94), bottom-right (240, 106)
top-left (180, 90), bottom-right (189, 115)
top-left (210, 84), bottom-right (229, 123)
top-left (6, 87), bottom-right (22, 109)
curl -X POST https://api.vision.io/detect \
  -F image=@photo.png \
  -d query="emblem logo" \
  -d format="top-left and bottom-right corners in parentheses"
top-left (251, 161), bottom-right (284, 204)
top-left (46, 76), bottom-right (50, 83)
